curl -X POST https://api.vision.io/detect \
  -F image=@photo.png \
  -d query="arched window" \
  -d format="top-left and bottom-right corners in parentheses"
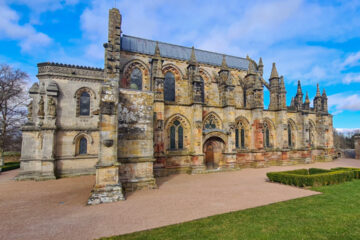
top-left (309, 123), bottom-right (315, 147)
top-left (79, 137), bottom-right (87, 155)
top-left (164, 72), bottom-right (175, 101)
top-left (288, 123), bottom-right (292, 147)
top-left (80, 92), bottom-right (90, 116)
top-left (130, 68), bottom-right (142, 90)
top-left (263, 122), bottom-right (270, 148)
top-left (235, 122), bottom-right (246, 149)
top-left (200, 76), bottom-right (205, 103)
top-left (169, 120), bottom-right (183, 150)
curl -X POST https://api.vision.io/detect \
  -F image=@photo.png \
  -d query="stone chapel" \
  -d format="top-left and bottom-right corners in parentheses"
top-left (16, 8), bottom-right (335, 204)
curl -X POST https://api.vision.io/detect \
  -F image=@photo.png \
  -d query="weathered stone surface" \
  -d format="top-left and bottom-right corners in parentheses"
top-left (17, 7), bottom-right (335, 204)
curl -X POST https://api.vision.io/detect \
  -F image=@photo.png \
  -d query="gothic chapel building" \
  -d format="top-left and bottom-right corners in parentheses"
top-left (17, 8), bottom-right (335, 204)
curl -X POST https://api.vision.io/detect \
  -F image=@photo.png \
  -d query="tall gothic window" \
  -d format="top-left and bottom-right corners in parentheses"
top-left (263, 122), bottom-right (270, 148)
top-left (169, 120), bottom-right (184, 150)
top-left (164, 72), bottom-right (175, 101)
top-left (200, 76), bottom-right (205, 103)
top-left (288, 123), bottom-right (293, 147)
top-left (79, 137), bottom-right (87, 155)
top-left (80, 92), bottom-right (90, 116)
top-left (130, 68), bottom-right (142, 90)
top-left (235, 122), bottom-right (246, 148)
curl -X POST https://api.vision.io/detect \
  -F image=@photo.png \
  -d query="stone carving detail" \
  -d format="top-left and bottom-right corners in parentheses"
top-left (27, 100), bottom-right (33, 121)
top-left (47, 97), bottom-right (56, 118)
top-left (38, 96), bottom-right (45, 118)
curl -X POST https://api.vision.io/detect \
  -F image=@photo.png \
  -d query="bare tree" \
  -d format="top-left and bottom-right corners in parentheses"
top-left (0, 64), bottom-right (29, 156)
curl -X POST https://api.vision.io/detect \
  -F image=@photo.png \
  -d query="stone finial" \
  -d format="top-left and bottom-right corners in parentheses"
top-left (270, 63), bottom-right (279, 79)
top-left (154, 41), bottom-right (160, 57)
top-left (280, 76), bottom-right (285, 89)
top-left (247, 59), bottom-right (256, 74)
top-left (322, 88), bottom-right (327, 98)
top-left (258, 57), bottom-right (263, 67)
top-left (297, 80), bottom-right (302, 95)
top-left (221, 55), bottom-right (228, 70)
top-left (189, 46), bottom-right (197, 64)
top-left (316, 83), bottom-right (321, 97)
top-left (305, 91), bottom-right (310, 104)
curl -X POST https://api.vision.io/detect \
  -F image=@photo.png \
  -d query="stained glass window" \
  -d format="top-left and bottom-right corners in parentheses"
top-left (79, 137), bottom-right (87, 155)
top-left (170, 126), bottom-right (176, 149)
top-left (164, 72), bottom-right (175, 101)
top-left (241, 128), bottom-right (245, 148)
top-left (200, 76), bottom-right (205, 103)
top-left (265, 128), bottom-right (270, 148)
top-left (80, 92), bottom-right (90, 116)
top-left (235, 129), bottom-right (239, 148)
top-left (178, 126), bottom-right (183, 149)
top-left (169, 120), bottom-right (184, 150)
top-left (130, 68), bottom-right (142, 90)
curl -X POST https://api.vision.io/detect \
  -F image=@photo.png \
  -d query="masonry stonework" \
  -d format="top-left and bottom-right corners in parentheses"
top-left (17, 8), bottom-right (335, 204)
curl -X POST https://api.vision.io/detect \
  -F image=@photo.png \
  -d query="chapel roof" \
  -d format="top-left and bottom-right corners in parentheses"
top-left (121, 35), bottom-right (250, 71)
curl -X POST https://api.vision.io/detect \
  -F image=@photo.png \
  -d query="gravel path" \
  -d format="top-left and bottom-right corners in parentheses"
top-left (1, 158), bottom-right (359, 240)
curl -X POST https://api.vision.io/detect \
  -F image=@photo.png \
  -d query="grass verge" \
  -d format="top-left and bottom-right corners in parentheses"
top-left (100, 180), bottom-right (360, 240)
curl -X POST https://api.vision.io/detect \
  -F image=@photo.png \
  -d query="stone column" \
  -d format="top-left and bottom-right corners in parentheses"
top-left (355, 136), bottom-right (360, 160)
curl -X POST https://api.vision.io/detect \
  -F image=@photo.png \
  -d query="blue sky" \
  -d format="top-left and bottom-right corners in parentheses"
top-left (1, 0), bottom-right (360, 129)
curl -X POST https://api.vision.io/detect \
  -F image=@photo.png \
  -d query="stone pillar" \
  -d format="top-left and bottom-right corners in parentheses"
top-left (354, 136), bottom-right (360, 159)
top-left (191, 104), bottom-right (205, 173)
top-left (88, 8), bottom-right (125, 205)
top-left (118, 90), bottom-right (156, 191)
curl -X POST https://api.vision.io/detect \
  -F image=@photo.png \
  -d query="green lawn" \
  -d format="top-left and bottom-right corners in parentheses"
top-left (101, 180), bottom-right (360, 240)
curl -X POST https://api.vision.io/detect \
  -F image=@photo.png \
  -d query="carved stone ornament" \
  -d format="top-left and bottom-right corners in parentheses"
top-left (103, 139), bottom-right (114, 147)
top-left (101, 102), bottom-right (115, 115)
top-left (27, 100), bottom-right (33, 121)
top-left (47, 97), bottom-right (57, 118)
top-left (38, 96), bottom-right (45, 118)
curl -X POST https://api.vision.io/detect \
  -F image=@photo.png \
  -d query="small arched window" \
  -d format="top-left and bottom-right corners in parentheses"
top-left (235, 122), bottom-right (246, 149)
top-left (263, 122), bottom-right (270, 148)
top-left (164, 72), bottom-right (175, 101)
top-left (80, 92), bottom-right (90, 116)
top-left (79, 137), bottom-right (87, 155)
top-left (130, 68), bottom-right (142, 90)
top-left (169, 120), bottom-right (184, 150)
top-left (288, 123), bottom-right (293, 147)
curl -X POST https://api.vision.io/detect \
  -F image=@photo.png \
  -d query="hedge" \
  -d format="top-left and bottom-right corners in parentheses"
top-left (1, 162), bottom-right (20, 172)
top-left (331, 167), bottom-right (360, 179)
top-left (267, 168), bottom-right (354, 187)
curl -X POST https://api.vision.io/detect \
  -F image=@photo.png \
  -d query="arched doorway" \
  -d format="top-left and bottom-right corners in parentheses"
top-left (203, 137), bottom-right (225, 169)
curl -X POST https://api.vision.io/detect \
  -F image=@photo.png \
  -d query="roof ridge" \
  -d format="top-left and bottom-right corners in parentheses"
top-left (122, 34), bottom-right (248, 61)
top-left (37, 62), bottom-right (103, 71)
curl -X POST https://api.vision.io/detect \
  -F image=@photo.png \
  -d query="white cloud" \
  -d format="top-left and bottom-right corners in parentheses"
top-left (0, 2), bottom-right (52, 53)
top-left (342, 51), bottom-right (360, 68)
top-left (343, 73), bottom-right (360, 84)
top-left (6, 0), bottom-right (81, 24)
top-left (328, 92), bottom-right (360, 114)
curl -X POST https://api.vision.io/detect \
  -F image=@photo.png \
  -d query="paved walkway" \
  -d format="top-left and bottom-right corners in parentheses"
top-left (1, 158), bottom-right (360, 240)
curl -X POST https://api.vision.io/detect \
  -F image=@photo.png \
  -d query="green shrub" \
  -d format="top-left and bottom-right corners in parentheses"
top-left (267, 168), bottom-right (354, 187)
top-left (308, 168), bottom-right (332, 175)
top-left (1, 162), bottom-right (20, 172)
